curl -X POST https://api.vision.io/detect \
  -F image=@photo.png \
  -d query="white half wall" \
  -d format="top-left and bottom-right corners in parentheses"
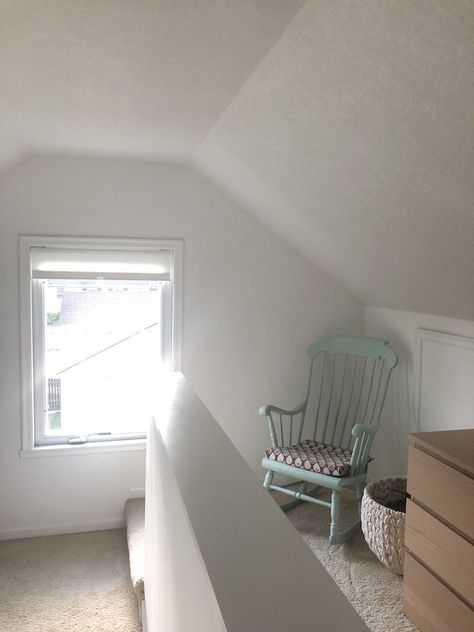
top-left (364, 306), bottom-right (474, 479)
top-left (0, 156), bottom-right (362, 536)
top-left (145, 374), bottom-right (368, 632)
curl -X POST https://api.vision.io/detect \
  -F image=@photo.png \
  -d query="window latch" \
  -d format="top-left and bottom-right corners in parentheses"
top-left (67, 436), bottom-right (87, 445)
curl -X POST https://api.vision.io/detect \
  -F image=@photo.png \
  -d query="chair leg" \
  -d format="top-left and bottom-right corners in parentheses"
top-left (356, 481), bottom-right (364, 519)
top-left (329, 483), bottom-right (366, 544)
top-left (263, 470), bottom-right (274, 491)
top-left (329, 490), bottom-right (341, 544)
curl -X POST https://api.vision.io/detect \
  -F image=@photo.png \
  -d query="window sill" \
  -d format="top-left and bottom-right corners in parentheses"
top-left (20, 438), bottom-right (147, 458)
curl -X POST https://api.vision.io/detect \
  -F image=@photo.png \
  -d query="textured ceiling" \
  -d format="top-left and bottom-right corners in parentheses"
top-left (197, 0), bottom-right (474, 320)
top-left (0, 0), bottom-right (303, 171)
top-left (1, 1), bottom-right (473, 319)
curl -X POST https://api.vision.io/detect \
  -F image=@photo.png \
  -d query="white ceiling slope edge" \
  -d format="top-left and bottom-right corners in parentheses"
top-left (196, 0), bottom-right (474, 321)
top-left (1, 1), bottom-right (473, 320)
top-left (0, 0), bottom-right (304, 173)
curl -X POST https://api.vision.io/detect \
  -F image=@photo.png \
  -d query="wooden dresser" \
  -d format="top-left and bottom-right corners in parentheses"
top-left (403, 429), bottom-right (474, 632)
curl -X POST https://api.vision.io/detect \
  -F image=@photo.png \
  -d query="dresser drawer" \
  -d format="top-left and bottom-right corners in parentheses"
top-left (403, 553), bottom-right (474, 632)
top-left (407, 446), bottom-right (474, 540)
top-left (405, 500), bottom-right (474, 607)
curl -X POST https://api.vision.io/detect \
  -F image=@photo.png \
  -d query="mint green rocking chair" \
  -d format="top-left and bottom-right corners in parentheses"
top-left (260, 336), bottom-right (397, 544)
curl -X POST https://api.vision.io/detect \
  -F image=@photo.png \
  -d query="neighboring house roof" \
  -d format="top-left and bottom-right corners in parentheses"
top-left (58, 290), bottom-right (159, 332)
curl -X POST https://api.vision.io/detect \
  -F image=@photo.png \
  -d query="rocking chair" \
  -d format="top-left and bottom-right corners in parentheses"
top-left (260, 336), bottom-right (397, 544)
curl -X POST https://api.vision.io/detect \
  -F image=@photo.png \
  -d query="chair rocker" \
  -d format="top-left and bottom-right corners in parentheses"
top-left (260, 336), bottom-right (397, 544)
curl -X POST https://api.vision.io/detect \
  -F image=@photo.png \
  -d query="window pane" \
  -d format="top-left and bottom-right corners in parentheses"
top-left (44, 279), bottom-right (163, 437)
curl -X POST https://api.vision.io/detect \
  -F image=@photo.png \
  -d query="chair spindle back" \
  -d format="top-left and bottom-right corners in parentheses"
top-left (302, 337), bottom-right (397, 454)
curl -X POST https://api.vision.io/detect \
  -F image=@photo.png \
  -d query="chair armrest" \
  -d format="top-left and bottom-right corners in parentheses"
top-left (350, 424), bottom-right (377, 474)
top-left (259, 402), bottom-right (306, 417)
top-left (351, 423), bottom-right (377, 438)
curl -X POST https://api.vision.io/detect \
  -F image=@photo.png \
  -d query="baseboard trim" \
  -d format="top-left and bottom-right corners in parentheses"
top-left (0, 516), bottom-right (125, 541)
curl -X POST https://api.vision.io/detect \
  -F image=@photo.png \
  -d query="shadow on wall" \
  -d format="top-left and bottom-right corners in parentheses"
top-left (370, 346), bottom-right (415, 480)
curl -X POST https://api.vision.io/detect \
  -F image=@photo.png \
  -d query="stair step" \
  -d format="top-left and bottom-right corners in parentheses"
top-left (125, 497), bottom-right (145, 603)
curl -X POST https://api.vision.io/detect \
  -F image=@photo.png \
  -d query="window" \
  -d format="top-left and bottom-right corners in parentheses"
top-left (19, 237), bottom-right (183, 456)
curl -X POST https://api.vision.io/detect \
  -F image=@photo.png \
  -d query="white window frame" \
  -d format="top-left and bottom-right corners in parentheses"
top-left (19, 235), bottom-right (183, 458)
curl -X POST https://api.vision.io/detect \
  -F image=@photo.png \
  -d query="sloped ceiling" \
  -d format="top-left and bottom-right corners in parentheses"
top-left (1, 1), bottom-right (473, 319)
top-left (196, 1), bottom-right (474, 320)
top-left (0, 0), bottom-right (304, 170)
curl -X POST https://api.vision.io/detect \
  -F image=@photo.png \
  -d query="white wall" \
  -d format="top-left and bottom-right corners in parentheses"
top-left (0, 156), bottom-right (362, 536)
top-left (145, 408), bottom-right (227, 632)
top-left (364, 306), bottom-right (474, 479)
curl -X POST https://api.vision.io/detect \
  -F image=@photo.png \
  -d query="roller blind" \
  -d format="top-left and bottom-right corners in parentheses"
top-left (30, 247), bottom-right (172, 281)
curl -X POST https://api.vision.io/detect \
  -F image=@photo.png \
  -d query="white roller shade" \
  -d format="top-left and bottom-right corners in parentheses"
top-left (30, 247), bottom-right (172, 281)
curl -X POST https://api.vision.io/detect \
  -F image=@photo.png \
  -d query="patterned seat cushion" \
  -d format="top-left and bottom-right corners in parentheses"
top-left (264, 439), bottom-right (352, 477)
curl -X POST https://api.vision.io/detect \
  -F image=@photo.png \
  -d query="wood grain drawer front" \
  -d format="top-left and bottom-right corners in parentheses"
top-left (403, 553), bottom-right (474, 632)
top-left (407, 446), bottom-right (474, 541)
top-left (405, 500), bottom-right (474, 607)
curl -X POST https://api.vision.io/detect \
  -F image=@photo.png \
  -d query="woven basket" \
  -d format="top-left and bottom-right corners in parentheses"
top-left (361, 477), bottom-right (406, 575)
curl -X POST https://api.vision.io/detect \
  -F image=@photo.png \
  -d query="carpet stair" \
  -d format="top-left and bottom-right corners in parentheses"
top-left (125, 498), bottom-right (145, 610)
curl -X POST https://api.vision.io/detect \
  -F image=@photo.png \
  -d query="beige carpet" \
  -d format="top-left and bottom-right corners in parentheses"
top-left (0, 505), bottom-right (417, 632)
top-left (287, 497), bottom-right (418, 632)
top-left (0, 529), bottom-right (140, 632)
